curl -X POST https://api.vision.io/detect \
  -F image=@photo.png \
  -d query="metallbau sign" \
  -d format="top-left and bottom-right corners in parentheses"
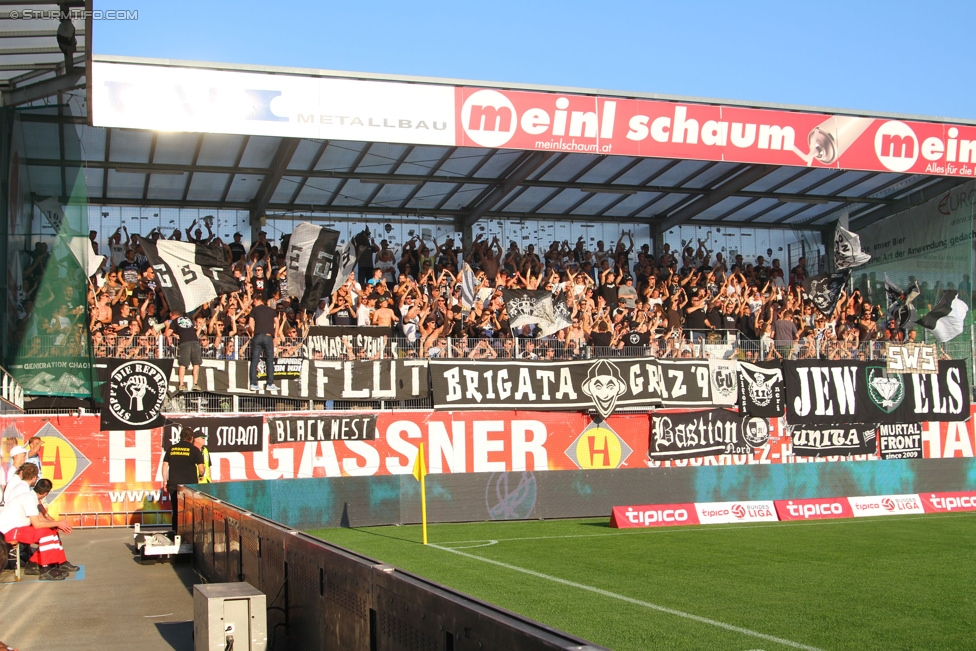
top-left (93, 60), bottom-right (976, 178)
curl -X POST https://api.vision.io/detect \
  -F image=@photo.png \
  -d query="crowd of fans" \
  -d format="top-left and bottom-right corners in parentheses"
top-left (13, 221), bottom-right (953, 363)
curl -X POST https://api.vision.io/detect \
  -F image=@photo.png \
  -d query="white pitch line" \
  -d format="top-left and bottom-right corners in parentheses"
top-left (430, 543), bottom-right (824, 651)
top-left (434, 511), bottom-right (976, 546)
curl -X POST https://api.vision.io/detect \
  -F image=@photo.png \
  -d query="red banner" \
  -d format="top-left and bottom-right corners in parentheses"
top-left (1, 407), bottom-right (974, 525)
top-left (609, 503), bottom-right (699, 528)
top-left (918, 491), bottom-right (976, 513)
top-left (774, 497), bottom-right (853, 521)
top-left (456, 87), bottom-right (976, 178)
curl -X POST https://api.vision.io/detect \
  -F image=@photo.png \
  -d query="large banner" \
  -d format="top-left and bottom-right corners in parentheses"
top-left (2, 408), bottom-right (975, 524)
top-left (784, 360), bottom-right (969, 425)
top-left (650, 409), bottom-right (766, 461)
top-left (267, 414), bottom-right (378, 442)
top-left (101, 359), bottom-right (174, 430)
top-left (164, 416), bottom-right (264, 453)
top-left (430, 358), bottom-right (736, 415)
top-left (8, 357), bottom-right (96, 398)
top-left (162, 358), bottom-right (430, 401)
top-left (93, 59), bottom-right (976, 179)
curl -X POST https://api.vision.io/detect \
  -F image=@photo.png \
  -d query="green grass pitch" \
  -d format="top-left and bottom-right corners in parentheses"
top-left (309, 512), bottom-right (976, 650)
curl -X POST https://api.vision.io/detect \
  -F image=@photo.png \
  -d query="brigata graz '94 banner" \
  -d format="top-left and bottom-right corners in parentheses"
top-left (93, 59), bottom-right (976, 179)
top-left (784, 360), bottom-right (969, 425)
top-left (430, 358), bottom-right (738, 417)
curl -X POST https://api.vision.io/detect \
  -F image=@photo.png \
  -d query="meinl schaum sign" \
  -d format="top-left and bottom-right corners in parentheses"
top-left (784, 360), bottom-right (969, 425)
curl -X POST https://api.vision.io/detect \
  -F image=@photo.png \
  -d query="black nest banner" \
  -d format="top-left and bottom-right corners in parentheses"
top-left (737, 360), bottom-right (785, 417)
top-left (783, 359), bottom-right (969, 425)
top-left (267, 414), bottom-right (377, 443)
top-left (787, 423), bottom-right (877, 458)
top-left (101, 359), bottom-right (174, 430)
top-left (163, 416), bottom-right (264, 453)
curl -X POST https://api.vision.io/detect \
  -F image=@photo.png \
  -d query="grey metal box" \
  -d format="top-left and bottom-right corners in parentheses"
top-left (194, 582), bottom-right (268, 651)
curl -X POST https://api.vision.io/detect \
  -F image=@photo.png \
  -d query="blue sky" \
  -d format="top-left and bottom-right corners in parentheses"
top-left (94, 1), bottom-right (975, 120)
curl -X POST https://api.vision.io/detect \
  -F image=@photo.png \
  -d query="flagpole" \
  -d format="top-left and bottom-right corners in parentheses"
top-left (412, 442), bottom-right (429, 545)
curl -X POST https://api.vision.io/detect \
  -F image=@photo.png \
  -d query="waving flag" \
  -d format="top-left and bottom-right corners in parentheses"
top-left (918, 290), bottom-right (969, 342)
top-left (141, 240), bottom-right (238, 314)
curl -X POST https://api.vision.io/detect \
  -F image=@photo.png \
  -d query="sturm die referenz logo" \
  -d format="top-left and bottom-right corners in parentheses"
top-left (108, 361), bottom-right (167, 426)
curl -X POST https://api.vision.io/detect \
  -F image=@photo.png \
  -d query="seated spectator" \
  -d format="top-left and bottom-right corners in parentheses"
top-left (0, 476), bottom-right (76, 581)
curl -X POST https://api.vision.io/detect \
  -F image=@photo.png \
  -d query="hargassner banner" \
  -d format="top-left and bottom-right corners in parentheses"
top-left (93, 58), bottom-right (976, 178)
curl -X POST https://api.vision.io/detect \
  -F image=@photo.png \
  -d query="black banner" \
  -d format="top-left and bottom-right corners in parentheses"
top-left (877, 423), bottom-right (923, 460)
top-left (804, 269), bottom-right (850, 317)
top-left (164, 416), bottom-right (264, 453)
top-left (101, 359), bottom-right (174, 430)
top-left (252, 357), bottom-right (304, 380)
top-left (430, 358), bottom-right (666, 418)
top-left (650, 409), bottom-right (764, 460)
top-left (267, 414), bottom-right (377, 443)
top-left (737, 360), bottom-right (785, 417)
top-left (784, 360), bottom-right (969, 425)
top-left (788, 423), bottom-right (877, 458)
top-left (164, 358), bottom-right (429, 402)
top-left (304, 326), bottom-right (395, 359)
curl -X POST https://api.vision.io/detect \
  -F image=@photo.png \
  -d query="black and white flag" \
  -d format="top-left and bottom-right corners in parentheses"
top-left (737, 360), bottom-right (784, 417)
top-left (918, 290), bottom-right (969, 342)
top-left (141, 240), bottom-right (238, 314)
top-left (286, 223), bottom-right (342, 311)
top-left (101, 359), bottom-right (174, 430)
top-left (884, 274), bottom-right (920, 333)
top-left (804, 269), bottom-right (850, 317)
top-left (834, 213), bottom-right (871, 270)
top-left (502, 289), bottom-right (572, 338)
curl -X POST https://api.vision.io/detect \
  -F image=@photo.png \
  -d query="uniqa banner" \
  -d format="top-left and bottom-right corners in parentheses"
top-left (786, 423), bottom-right (878, 458)
top-left (783, 360), bottom-right (969, 425)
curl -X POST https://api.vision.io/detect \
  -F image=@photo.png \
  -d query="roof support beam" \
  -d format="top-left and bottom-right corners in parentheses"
top-left (657, 164), bottom-right (777, 231)
top-left (248, 138), bottom-right (300, 226)
top-left (460, 151), bottom-right (555, 229)
top-left (0, 69), bottom-right (83, 107)
top-left (849, 176), bottom-right (971, 230)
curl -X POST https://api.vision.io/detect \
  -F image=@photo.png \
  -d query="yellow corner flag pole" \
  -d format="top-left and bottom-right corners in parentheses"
top-left (412, 442), bottom-right (428, 545)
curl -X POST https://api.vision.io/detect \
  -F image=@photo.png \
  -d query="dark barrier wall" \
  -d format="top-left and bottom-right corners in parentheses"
top-left (181, 488), bottom-right (607, 651)
top-left (196, 457), bottom-right (976, 531)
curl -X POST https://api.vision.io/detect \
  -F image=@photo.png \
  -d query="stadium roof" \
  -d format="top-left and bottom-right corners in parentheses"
top-left (4, 41), bottom-right (972, 235)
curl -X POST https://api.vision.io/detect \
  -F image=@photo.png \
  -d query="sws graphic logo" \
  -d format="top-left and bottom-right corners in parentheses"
top-left (874, 121), bottom-right (918, 173)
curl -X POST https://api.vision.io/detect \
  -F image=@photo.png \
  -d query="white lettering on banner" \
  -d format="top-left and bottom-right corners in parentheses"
top-left (510, 421), bottom-right (548, 472)
top-left (920, 421), bottom-right (975, 458)
top-left (624, 506), bottom-right (689, 525)
top-left (428, 421), bottom-right (466, 474)
top-left (297, 441), bottom-right (342, 478)
top-left (930, 495), bottom-right (976, 511)
top-left (911, 368), bottom-right (965, 416)
top-left (341, 441), bottom-right (380, 476)
top-left (474, 421), bottom-right (506, 473)
top-left (109, 431), bottom-right (152, 482)
top-left (253, 429), bottom-right (294, 479)
top-left (792, 366), bottom-right (857, 417)
top-left (384, 421), bottom-right (422, 474)
top-left (886, 344), bottom-right (937, 374)
top-left (785, 501), bottom-right (844, 518)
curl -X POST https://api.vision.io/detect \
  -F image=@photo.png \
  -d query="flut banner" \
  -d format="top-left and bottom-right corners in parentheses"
top-left (101, 359), bottom-right (174, 430)
top-left (784, 360), bottom-right (969, 425)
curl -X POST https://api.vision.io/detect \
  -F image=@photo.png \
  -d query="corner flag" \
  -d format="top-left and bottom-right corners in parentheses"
top-left (412, 443), bottom-right (428, 545)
